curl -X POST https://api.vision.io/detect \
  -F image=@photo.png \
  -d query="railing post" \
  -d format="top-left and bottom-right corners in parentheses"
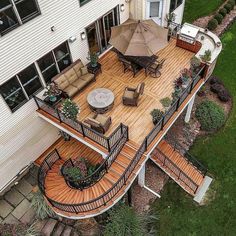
top-left (72, 205), bottom-right (78, 214)
top-left (45, 159), bottom-right (51, 170)
top-left (176, 97), bottom-right (180, 111)
top-left (55, 149), bottom-right (61, 159)
top-left (145, 137), bottom-right (148, 151)
top-left (120, 123), bottom-right (123, 134)
top-left (56, 109), bottom-right (62, 123)
top-left (70, 159), bottom-right (75, 167)
top-left (161, 117), bottom-right (165, 130)
top-left (103, 196), bottom-right (106, 206)
top-left (81, 123), bottom-right (86, 137)
top-left (107, 139), bottom-right (111, 152)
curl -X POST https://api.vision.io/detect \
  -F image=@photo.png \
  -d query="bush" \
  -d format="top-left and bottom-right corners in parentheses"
top-left (228, 0), bottom-right (236, 6)
top-left (207, 19), bottom-right (218, 31)
top-left (104, 205), bottom-right (145, 236)
top-left (214, 13), bottom-right (224, 24)
top-left (160, 97), bottom-right (172, 109)
top-left (224, 4), bottom-right (232, 13)
top-left (218, 88), bottom-right (231, 102)
top-left (195, 100), bottom-right (225, 131)
top-left (150, 109), bottom-right (164, 125)
top-left (219, 8), bottom-right (227, 17)
top-left (210, 83), bottom-right (224, 94)
top-left (209, 76), bottom-right (222, 85)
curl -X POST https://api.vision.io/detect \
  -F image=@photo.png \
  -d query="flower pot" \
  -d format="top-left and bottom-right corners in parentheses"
top-left (49, 95), bottom-right (57, 102)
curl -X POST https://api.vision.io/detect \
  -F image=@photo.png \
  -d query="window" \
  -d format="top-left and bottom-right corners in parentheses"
top-left (79, 0), bottom-right (91, 6)
top-left (150, 2), bottom-right (160, 17)
top-left (37, 42), bottom-right (72, 84)
top-left (0, 0), bottom-right (40, 36)
top-left (170, 0), bottom-right (183, 13)
top-left (0, 64), bottom-right (42, 112)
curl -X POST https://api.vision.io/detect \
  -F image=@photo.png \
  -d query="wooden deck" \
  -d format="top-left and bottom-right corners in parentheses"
top-left (35, 137), bottom-right (103, 166)
top-left (74, 39), bottom-right (194, 144)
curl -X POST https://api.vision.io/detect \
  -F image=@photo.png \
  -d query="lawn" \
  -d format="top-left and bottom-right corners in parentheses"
top-left (183, 0), bottom-right (225, 23)
top-left (152, 22), bottom-right (236, 235)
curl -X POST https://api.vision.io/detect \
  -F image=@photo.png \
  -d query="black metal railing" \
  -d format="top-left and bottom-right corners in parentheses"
top-left (146, 66), bottom-right (205, 147)
top-left (37, 65), bottom-right (206, 214)
top-left (61, 125), bottom-right (129, 190)
top-left (34, 97), bottom-right (124, 152)
top-left (153, 148), bottom-right (199, 193)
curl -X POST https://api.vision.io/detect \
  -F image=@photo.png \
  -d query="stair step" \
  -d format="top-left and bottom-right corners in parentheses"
top-left (42, 219), bottom-right (58, 236)
top-left (52, 222), bottom-right (65, 236)
top-left (61, 226), bottom-right (73, 236)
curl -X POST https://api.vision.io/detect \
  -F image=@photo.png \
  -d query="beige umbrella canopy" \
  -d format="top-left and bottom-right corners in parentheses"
top-left (109, 19), bottom-right (169, 57)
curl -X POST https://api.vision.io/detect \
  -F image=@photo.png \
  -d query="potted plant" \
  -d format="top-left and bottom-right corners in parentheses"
top-left (43, 83), bottom-right (60, 102)
top-left (160, 97), bottom-right (172, 111)
top-left (150, 109), bottom-right (164, 125)
top-left (200, 50), bottom-right (212, 62)
top-left (61, 99), bottom-right (80, 122)
top-left (87, 51), bottom-right (99, 67)
top-left (180, 68), bottom-right (192, 88)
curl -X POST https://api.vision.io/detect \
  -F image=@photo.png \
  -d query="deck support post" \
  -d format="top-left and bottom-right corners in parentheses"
top-left (185, 94), bottom-right (196, 123)
top-left (138, 164), bottom-right (146, 187)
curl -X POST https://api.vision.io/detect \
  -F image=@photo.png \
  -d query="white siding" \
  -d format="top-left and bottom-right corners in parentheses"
top-left (0, 0), bottom-right (129, 191)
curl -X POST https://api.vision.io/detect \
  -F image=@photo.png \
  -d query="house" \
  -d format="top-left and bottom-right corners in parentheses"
top-left (0, 0), bottom-right (221, 219)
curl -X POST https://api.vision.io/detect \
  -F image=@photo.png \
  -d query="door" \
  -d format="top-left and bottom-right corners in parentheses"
top-left (103, 10), bottom-right (115, 47)
top-left (86, 23), bottom-right (100, 53)
top-left (146, 0), bottom-right (163, 25)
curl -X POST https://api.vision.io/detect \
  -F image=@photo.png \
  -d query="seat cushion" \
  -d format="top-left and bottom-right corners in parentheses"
top-left (85, 118), bottom-right (101, 127)
top-left (95, 115), bottom-right (109, 126)
top-left (73, 61), bottom-right (84, 77)
top-left (80, 74), bottom-right (94, 82)
top-left (72, 79), bottom-right (87, 89)
top-left (64, 68), bottom-right (78, 84)
top-left (54, 75), bottom-right (69, 90)
top-left (124, 90), bottom-right (134, 99)
top-left (81, 66), bottom-right (88, 75)
top-left (64, 85), bottom-right (78, 97)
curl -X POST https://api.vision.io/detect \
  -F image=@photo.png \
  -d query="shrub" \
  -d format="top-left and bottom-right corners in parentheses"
top-left (210, 83), bottom-right (224, 94)
top-left (219, 8), bottom-right (227, 17)
top-left (218, 88), bottom-right (231, 102)
top-left (160, 97), bottom-right (172, 109)
top-left (31, 190), bottom-right (55, 220)
top-left (209, 76), bottom-right (222, 85)
top-left (207, 19), bottom-right (218, 31)
top-left (150, 109), bottom-right (164, 125)
top-left (228, 0), bottom-right (236, 5)
top-left (200, 49), bottom-right (212, 62)
top-left (214, 13), bottom-right (224, 24)
top-left (61, 98), bottom-right (80, 121)
top-left (224, 4), bottom-right (232, 13)
top-left (195, 100), bottom-right (225, 131)
top-left (104, 205), bottom-right (145, 236)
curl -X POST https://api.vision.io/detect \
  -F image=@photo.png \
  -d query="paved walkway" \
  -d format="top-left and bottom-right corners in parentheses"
top-left (0, 165), bottom-right (38, 225)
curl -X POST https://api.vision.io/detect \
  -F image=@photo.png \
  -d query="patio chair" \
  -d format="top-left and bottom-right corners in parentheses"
top-left (147, 59), bottom-right (165, 78)
top-left (119, 57), bottom-right (142, 77)
top-left (84, 114), bottom-right (112, 134)
top-left (122, 82), bottom-right (145, 106)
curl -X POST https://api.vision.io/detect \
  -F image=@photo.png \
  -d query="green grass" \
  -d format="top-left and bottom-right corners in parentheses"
top-left (152, 22), bottom-right (236, 236)
top-left (183, 0), bottom-right (225, 23)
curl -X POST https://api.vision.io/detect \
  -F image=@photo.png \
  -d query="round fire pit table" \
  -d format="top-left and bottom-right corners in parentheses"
top-left (87, 88), bottom-right (115, 114)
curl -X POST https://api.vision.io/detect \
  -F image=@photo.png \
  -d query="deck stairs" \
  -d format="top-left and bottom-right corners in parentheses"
top-left (44, 140), bottom-right (142, 218)
top-left (150, 140), bottom-right (206, 196)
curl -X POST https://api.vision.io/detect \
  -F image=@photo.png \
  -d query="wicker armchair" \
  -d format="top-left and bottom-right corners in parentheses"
top-left (119, 57), bottom-right (142, 77)
top-left (84, 114), bottom-right (112, 134)
top-left (122, 83), bottom-right (145, 106)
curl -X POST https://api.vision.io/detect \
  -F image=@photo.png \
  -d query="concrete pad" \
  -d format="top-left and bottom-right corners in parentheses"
top-left (15, 179), bottom-right (33, 196)
top-left (4, 188), bottom-right (24, 207)
top-left (24, 173), bottom-right (37, 186)
top-left (0, 199), bottom-right (14, 218)
top-left (12, 199), bottom-right (31, 219)
top-left (2, 213), bottom-right (20, 224)
top-left (194, 176), bottom-right (213, 204)
top-left (20, 207), bottom-right (36, 224)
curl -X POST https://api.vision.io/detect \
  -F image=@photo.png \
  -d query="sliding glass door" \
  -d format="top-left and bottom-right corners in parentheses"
top-left (86, 6), bottom-right (120, 54)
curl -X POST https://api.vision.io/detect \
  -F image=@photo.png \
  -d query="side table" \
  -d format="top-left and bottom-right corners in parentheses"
top-left (87, 62), bottom-right (102, 77)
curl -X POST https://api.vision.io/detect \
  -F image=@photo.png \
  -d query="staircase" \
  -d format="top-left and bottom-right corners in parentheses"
top-left (151, 140), bottom-right (206, 196)
top-left (44, 140), bottom-right (140, 218)
top-left (35, 218), bottom-right (79, 236)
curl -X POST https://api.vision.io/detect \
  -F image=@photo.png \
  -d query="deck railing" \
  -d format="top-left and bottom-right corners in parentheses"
top-left (153, 148), bottom-right (199, 193)
top-left (34, 97), bottom-right (124, 152)
top-left (146, 66), bottom-right (205, 147)
top-left (61, 125), bottom-right (129, 190)
top-left (38, 65), bottom-right (206, 214)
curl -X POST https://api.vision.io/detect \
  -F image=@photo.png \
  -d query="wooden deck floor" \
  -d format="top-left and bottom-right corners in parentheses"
top-left (35, 137), bottom-right (103, 166)
top-left (74, 39), bottom-right (194, 144)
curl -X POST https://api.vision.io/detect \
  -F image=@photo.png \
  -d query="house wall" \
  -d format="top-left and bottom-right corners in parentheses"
top-left (0, 0), bottom-right (129, 191)
top-left (129, 0), bottom-right (185, 26)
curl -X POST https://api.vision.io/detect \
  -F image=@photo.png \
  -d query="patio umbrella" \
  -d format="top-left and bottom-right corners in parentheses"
top-left (109, 19), bottom-right (169, 57)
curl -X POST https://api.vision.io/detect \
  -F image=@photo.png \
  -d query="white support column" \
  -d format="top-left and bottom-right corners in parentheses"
top-left (138, 164), bottom-right (146, 187)
top-left (185, 94), bottom-right (196, 123)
